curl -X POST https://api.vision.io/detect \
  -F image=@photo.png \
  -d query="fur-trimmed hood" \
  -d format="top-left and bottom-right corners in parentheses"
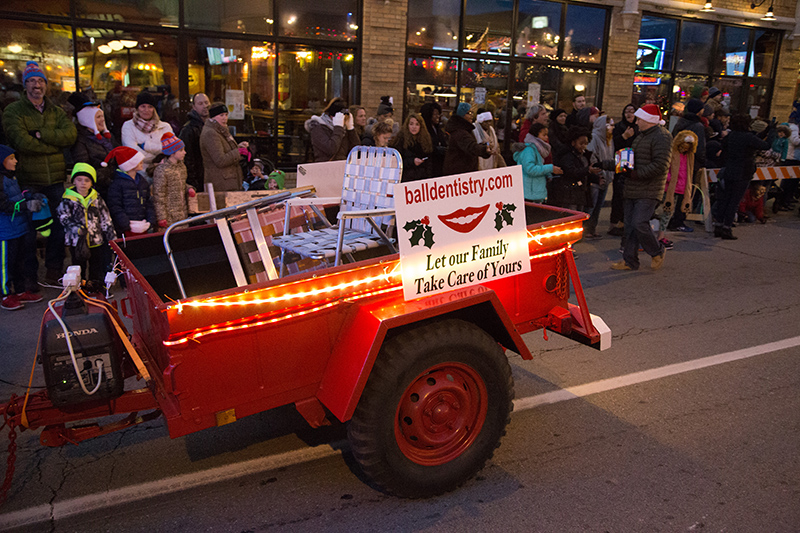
top-left (672, 129), bottom-right (698, 154)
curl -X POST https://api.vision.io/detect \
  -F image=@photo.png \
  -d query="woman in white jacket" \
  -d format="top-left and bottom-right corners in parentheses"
top-left (121, 91), bottom-right (174, 171)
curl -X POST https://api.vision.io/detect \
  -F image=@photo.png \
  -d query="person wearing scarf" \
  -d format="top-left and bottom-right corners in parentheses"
top-left (69, 91), bottom-right (119, 198)
top-left (548, 108), bottom-right (570, 159)
top-left (473, 111), bottom-right (503, 170)
top-left (512, 122), bottom-right (563, 203)
top-left (200, 103), bottom-right (246, 191)
top-left (121, 91), bottom-right (174, 171)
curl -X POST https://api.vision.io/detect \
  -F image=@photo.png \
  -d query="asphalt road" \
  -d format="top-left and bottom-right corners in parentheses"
top-left (1, 207), bottom-right (799, 532)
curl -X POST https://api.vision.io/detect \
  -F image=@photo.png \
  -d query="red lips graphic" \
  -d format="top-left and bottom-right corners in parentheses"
top-left (438, 204), bottom-right (490, 233)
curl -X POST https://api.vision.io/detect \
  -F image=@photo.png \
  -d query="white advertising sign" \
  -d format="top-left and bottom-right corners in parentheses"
top-left (226, 89), bottom-right (245, 120)
top-left (527, 82), bottom-right (541, 108)
top-left (395, 166), bottom-right (530, 301)
top-left (474, 87), bottom-right (486, 105)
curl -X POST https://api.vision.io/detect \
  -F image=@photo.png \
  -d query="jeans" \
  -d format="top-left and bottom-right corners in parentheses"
top-left (623, 197), bottom-right (663, 269)
top-left (585, 184), bottom-right (608, 234)
top-left (34, 182), bottom-right (66, 272)
top-left (712, 178), bottom-right (750, 229)
top-left (610, 174), bottom-right (625, 225)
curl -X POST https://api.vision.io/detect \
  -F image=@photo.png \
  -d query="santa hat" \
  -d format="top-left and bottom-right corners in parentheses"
top-left (161, 132), bottom-right (184, 155)
top-left (23, 61), bottom-right (47, 84)
top-left (101, 146), bottom-right (144, 171)
top-left (634, 104), bottom-right (665, 126)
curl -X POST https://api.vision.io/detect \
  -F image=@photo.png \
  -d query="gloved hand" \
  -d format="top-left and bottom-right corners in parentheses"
top-left (158, 219), bottom-right (168, 228)
top-left (344, 112), bottom-right (354, 130)
top-left (187, 187), bottom-right (196, 198)
top-left (332, 112), bottom-right (345, 128)
top-left (26, 198), bottom-right (43, 213)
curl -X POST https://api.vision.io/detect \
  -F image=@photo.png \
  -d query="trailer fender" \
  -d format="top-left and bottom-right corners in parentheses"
top-left (316, 285), bottom-right (532, 423)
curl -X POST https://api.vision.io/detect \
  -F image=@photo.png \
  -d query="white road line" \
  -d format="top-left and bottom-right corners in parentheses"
top-left (2, 335), bottom-right (799, 531)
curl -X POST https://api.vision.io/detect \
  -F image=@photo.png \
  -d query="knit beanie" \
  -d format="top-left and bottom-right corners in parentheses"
top-left (685, 98), bottom-right (704, 115)
top-left (377, 96), bottom-right (394, 116)
top-left (209, 102), bottom-right (228, 118)
top-left (0, 145), bottom-right (15, 169)
top-left (71, 162), bottom-right (97, 184)
top-left (135, 91), bottom-right (157, 109)
top-left (634, 104), bottom-right (665, 126)
top-left (161, 132), bottom-right (185, 155)
top-left (455, 102), bottom-right (471, 117)
top-left (101, 146), bottom-right (144, 171)
top-left (23, 61), bottom-right (47, 84)
top-left (78, 105), bottom-right (103, 135)
top-left (708, 87), bottom-right (721, 99)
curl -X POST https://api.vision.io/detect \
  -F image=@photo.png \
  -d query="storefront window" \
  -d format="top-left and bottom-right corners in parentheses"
top-left (514, 63), bottom-right (561, 112)
top-left (673, 74), bottom-right (709, 101)
top-left (715, 26), bottom-right (749, 77)
top-left (0, 0), bottom-right (69, 17)
top-left (632, 71), bottom-right (672, 116)
top-left (638, 16), bottom-right (677, 72)
top-left (752, 30), bottom-right (778, 78)
top-left (462, 0), bottom-right (513, 55)
top-left (743, 80), bottom-right (770, 118)
top-left (276, 0), bottom-right (358, 42)
top-left (461, 59), bottom-right (509, 110)
top-left (407, 0), bottom-right (460, 51)
top-left (276, 44), bottom-right (356, 165)
top-left (558, 67), bottom-right (598, 111)
top-left (516, 0), bottom-right (561, 59)
top-left (405, 55), bottom-right (458, 115)
top-left (562, 4), bottom-right (605, 64)
top-left (76, 0), bottom-right (179, 27)
top-left (0, 21), bottom-right (75, 97)
top-left (184, 0), bottom-right (274, 34)
top-left (76, 28), bottom-right (179, 136)
top-left (676, 21), bottom-right (714, 73)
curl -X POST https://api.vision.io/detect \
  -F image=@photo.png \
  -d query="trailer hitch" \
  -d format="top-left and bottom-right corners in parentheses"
top-left (39, 410), bottom-right (163, 447)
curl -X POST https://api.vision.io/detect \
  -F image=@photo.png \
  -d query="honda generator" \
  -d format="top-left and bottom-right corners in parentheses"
top-left (41, 292), bottom-right (125, 407)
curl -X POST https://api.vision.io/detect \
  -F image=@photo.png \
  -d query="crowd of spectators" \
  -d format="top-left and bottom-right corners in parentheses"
top-left (1, 59), bottom-right (799, 310)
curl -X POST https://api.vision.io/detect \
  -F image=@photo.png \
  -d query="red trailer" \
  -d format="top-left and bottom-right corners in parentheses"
top-left (1, 176), bottom-right (608, 503)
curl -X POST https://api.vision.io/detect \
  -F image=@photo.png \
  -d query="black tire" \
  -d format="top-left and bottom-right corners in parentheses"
top-left (347, 319), bottom-right (514, 498)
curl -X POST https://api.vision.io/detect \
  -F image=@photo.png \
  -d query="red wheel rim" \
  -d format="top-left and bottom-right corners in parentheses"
top-left (394, 362), bottom-right (488, 466)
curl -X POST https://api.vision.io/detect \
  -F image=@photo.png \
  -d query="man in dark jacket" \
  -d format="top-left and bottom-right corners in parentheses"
top-left (612, 104), bottom-right (672, 272)
top-left (179, 93), bottom-right (210, 190)
top-left (2, 61), bottom-right (77, 282)
top-left (565, 94), bottom-right (586, 128)
top-left (443, 103), bottom-right (492, 175)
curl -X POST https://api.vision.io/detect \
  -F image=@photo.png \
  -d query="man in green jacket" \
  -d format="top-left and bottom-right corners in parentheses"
top-left (611, 104), bottom-right (672, 272)
top-left (2, 61), bottom-right (77, 281)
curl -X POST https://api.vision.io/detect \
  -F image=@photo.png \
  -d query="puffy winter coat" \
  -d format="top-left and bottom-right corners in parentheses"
top-left (443, 115), bottom-right (491, 176)
top-left (178, 109), bottom-right (205, 190)
top-left (121, 115), bottom-right (174, 169)
top-left (57, 187), bottom-right (116, 248)
top-left (512, 143), bottom-right (552, 201)
top-left (0, 170), bottom-right (31, 241)
top-left (106, 169), bottom-right (157, 234)
top-left (626, 125), bottom-right (673, 201)
top-left (71, 126), bottom-right (119, 198)
top-left (152, 158), bottom-right (189, 226)
top-left (672, 112), bottom-right (706, 168)
top-left (550, 148), bottom-right (592, 208)
top-left (200, 119), bottom-right (243, 191)
top-left (1, 95), bottom-right (77, 187)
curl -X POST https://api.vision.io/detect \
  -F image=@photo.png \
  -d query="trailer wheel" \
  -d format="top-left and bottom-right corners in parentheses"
top-left (347, 319), bottom-right (514, 498)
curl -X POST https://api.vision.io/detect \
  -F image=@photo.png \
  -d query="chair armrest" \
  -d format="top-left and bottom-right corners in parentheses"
top-left (286, 196), bottom-right (341, 207)
top-left (338, 208), bottom-right (395, 220)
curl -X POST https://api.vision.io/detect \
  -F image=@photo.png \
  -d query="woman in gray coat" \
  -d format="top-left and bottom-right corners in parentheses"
top-left (199, 103), bottom-right (246, 191)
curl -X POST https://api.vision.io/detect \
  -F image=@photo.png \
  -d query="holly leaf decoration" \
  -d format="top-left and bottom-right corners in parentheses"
top-left (494, 203), bottom-right (517, 231)
top-left (404, 219), bottom-right (435, 248)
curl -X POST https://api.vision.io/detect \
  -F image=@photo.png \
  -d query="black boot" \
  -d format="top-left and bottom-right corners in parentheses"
top-left (720, 227), bottom-right (737, 240)
top-left (713, 225), bottom-right (723, 238)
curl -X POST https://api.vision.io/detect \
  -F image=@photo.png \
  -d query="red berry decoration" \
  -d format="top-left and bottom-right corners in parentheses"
top-left (496, 202), bottom-right (504, 210)
top-left (420, 216), bottom-right (429, 225)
